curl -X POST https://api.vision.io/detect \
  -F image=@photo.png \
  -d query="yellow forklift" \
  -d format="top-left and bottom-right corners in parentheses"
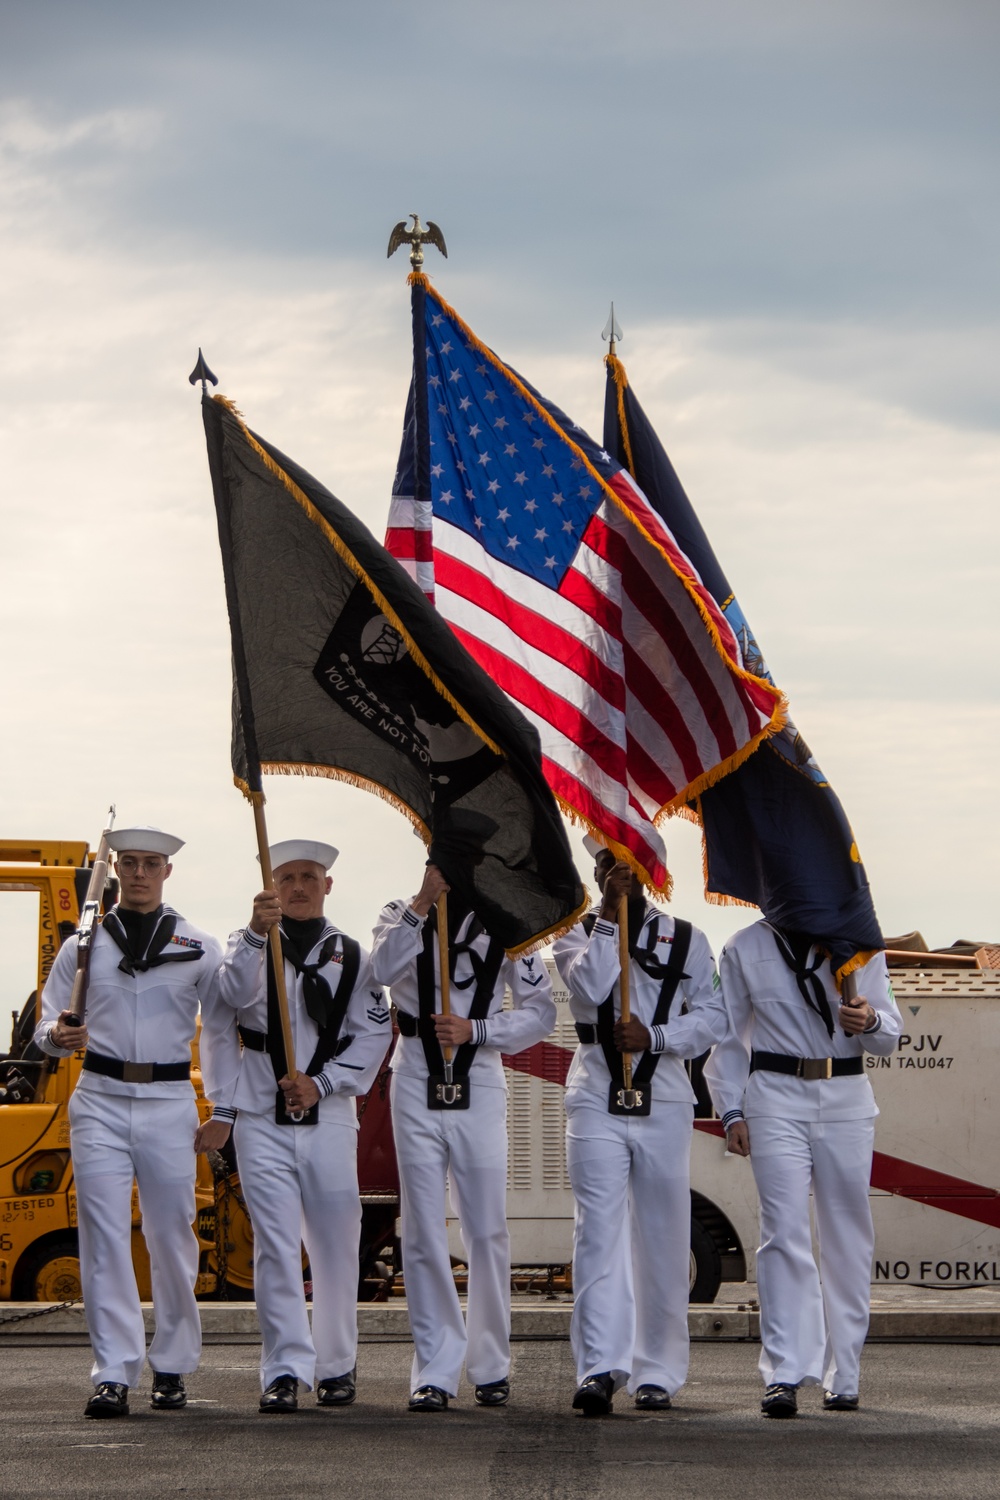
top-left (0, 837), bottom-right (397, 1304)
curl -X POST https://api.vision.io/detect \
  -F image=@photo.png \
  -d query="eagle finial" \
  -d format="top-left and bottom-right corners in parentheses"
top-left (387, 213), bottom-right (448, 274)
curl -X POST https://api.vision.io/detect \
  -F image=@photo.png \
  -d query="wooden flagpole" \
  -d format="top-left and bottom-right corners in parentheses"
top-left (437, 893), bottom-right (453, 1083)
top-left (251, 798), bottom-right (297, 1082)
top-left (618, 893), bottom-right (633, 1094)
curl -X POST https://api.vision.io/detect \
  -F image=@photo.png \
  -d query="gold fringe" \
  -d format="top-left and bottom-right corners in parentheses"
top-left (213, 393), bottom-right (244, 419)
top-left (506, 888), bottom-right (592, 958)
top-left (605, 353), bottom-right (636, 476)
top-left (554, 792), bottom-right (673, 901)
top-left (408, 271), bottom-right (430, 289)
top-left (233, 775), bottom-right (265, 808)
top-left (418, 286), bottom-right (784, 734)
top-left (671, 802), bottom-right (701, 827)
top-left (212, 396), bottom-right (503, 759)
top-left (257, 760), bottom-right (431, 843)
top-left (655, 704), bottom-right (787, 819)
top-left (834, 949), bottom-right (880, 988)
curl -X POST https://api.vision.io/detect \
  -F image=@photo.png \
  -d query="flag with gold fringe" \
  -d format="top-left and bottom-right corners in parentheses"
top-left (202, 392), bottom-right (586, 954)
top-left (603, 352), bottom-right (883, 978)
top-left (385, 274), bottom-right (786, 895)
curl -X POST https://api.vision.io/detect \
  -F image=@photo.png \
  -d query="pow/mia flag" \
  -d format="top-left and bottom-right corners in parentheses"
top-left (202, 393), bottom-right (585, 953)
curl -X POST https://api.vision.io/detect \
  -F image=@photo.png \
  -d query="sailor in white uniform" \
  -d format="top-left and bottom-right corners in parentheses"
top-left (215, 839), bottom-right (392, 1413)
top-left (704, 920), bottom-right (903, 1417)
top-left (370, 863), bottom-right (556, 1412)
top-left (35, 826), bottom-right (230, 1419)
top-left (553, 840), bottom-right (727, 1416)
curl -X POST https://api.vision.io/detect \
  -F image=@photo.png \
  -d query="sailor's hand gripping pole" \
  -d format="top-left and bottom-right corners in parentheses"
top-left (65, 805), bottom-right (117, 1028)
top-left (436, 893), bottom-right (461, 1106)
top-left (616, 894), bottom-right (642, 1111)
top-left (251, 799), bottom-right (300, 1113)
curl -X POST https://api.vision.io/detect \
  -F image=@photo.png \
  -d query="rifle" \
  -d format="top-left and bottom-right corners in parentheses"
top-left (64, 806), bottom-right (117, 1027)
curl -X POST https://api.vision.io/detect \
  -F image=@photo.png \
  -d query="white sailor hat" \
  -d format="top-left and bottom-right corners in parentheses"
top-left (583, 834), bottom-right (606, 859)
top-left (261, 839), bottom-right (339, 872)
top-left (107, 826), bottom-right (184, 858)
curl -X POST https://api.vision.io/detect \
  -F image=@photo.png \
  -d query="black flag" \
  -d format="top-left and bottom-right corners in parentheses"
top-left (203, 393), bottom-right (585, 953)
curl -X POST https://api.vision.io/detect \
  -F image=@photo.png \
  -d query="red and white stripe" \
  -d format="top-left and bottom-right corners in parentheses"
top-left (385, 495), bottom-right (435, 601)
top-left (387, 477), bottom-right (780, 891)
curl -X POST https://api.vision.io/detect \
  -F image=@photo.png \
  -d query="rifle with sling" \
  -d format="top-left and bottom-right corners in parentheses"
top-left (65, 806), bottom-right (116, 1027)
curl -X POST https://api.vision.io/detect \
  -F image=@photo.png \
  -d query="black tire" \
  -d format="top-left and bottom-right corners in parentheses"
top-left (13, 1234), bottom-right (81, 1301)
top-left (222, 1280), bottom-right (255, 1301)
top-left (689, 1216), bottom-right (722, 1303)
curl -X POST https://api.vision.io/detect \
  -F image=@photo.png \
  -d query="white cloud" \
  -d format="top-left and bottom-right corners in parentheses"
top-left (0, 45), bottom-right (996, 1007)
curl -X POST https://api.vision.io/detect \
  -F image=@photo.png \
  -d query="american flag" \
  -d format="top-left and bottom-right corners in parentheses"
top-left (387, 278), bottom-right (784, 891)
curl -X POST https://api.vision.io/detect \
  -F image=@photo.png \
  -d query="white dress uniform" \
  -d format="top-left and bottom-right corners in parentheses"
top-left (553, 903), bottom-right (726, 1398)
top-left (370, 899), bottom-right (556, 1398)
top-left (704, 920), bottom-right (903, 1396)
top-left (215, 920), bottom-right (391, 1391)
top-left (35, 906), bottom-right (227, 1390)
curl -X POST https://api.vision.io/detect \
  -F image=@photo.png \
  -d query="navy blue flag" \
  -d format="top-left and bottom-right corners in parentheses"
top-left (603, 355), bottom-right (883, 977)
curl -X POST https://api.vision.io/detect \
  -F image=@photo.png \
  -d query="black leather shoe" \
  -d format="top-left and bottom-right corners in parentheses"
top-left (761, 1383), bottom-right (798, 1418)
top-left (317, 1369), bottom-right (356, 1407)
top-left (634, 1385), bottom-right (671, 1411)
top-left (408, 1385), bottom-right (449, 1412)
top-left (259, 1375), bottom-right (299, 1413)
top-left (474, 1378), bottom-right (510, 1407)
top-left (572, 1373), bottom-right (614, 1417)
top-left (85, 1382), bottom-right (130, 1419)
top-left (150, 1373), bottom-right (187, 1410)
top-left (823, 1391), bottom-right (859, 1411)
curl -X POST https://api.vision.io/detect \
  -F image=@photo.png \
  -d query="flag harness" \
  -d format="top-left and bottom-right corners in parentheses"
top-left (581, 911), bottom-right (692, 1116)
top-left (414, 911), bottom-right (505, 1110)
top-left (251, 930), bottom-right (361, 1125)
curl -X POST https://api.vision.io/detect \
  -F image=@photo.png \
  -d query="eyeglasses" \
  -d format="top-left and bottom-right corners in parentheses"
top-left (117, 857), bottom-right (168, 876)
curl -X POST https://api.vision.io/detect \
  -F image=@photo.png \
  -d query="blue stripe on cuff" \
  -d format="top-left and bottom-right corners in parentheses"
top-left (211, 1105), bottom-right (237, 1122)
top-left (242, 928), bottom-right (266, 949)
top-left (314, 1074), bottom-right (334, 1098)
top-left (864, 1011), bottom-right (882, 1034)
top-left (402, 907), bottom-right (420, 927)
top-left (721, 1110), bottom-right (744, 1128)
top-left (650, 1025), bottom-right (664, 1053)
top-left (593, 919), bottom-right (617, 938)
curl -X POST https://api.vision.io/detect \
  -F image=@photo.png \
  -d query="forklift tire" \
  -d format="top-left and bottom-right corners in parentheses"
top-left (689, 1216), bottom-right (723, 1304)
top-left (14, 1236), bottom-right (82, 1302)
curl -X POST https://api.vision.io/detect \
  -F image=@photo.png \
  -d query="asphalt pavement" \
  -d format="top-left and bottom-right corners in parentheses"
top-left (3, 1340), bottom-right (1000, 1500)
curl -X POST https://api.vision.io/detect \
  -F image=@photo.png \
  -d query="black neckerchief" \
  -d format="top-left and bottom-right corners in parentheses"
top-left (272, 924), bottom-right (341, 1030)
top-left (101, 905), bottom-right (203, 976)
top-left (281, 916), bottom-right (327, 968)
top-left (767, 925), bottom-right (834, 1037)
top-left (263, 924), bottom-right (360, 1082)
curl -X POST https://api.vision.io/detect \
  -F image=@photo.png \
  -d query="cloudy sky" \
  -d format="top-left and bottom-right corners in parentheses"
top-left (1, 0), bottom-right (997, 1000)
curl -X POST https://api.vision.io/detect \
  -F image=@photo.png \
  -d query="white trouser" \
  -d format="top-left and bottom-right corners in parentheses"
top-left (234, 1108), bottom-right (361, 1391)
top-left (68, 1088), bottom-right (201, 1388)
top-left (749, 1114), bottom-right (876, 1394)
top-left (391, 1071), bottom-right (510, 1397)
top-left (566, 1093), bottom-right (693, 1396)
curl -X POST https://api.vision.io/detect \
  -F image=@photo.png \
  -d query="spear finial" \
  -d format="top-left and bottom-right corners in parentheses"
top-left (601, 303), bottom-right (623, 356)
top-left (188, 348), bottom-right (219, 395)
